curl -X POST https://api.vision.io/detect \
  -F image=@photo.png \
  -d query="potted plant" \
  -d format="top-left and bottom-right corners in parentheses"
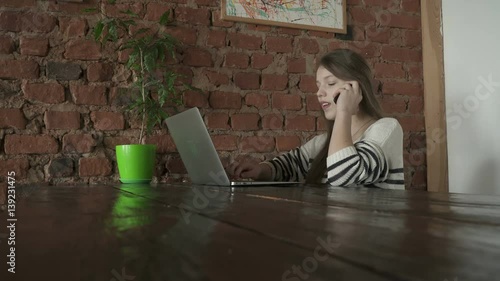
top-left (88, 3), bottom-right (186, 183)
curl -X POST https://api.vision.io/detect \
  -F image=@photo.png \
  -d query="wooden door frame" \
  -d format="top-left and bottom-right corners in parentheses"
top-left (421, 0), bottom-right (448, 192)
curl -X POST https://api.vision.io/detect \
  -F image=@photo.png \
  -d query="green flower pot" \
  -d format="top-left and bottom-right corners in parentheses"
top-left (116, 144), bottom-right (156, 184)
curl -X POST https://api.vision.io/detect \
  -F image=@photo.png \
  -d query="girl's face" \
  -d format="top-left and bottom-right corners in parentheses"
top-left (316, 65), bottom-right (351, 120)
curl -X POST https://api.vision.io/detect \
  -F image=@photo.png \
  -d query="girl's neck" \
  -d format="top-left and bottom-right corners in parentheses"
top-left (351, 112), bottom-right (375, 138)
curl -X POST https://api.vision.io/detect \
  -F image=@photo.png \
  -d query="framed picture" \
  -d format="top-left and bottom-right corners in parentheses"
top-left (221, 0), bottom-right (347, 34)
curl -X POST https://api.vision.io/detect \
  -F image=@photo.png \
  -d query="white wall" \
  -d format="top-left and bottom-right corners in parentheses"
top-left (442, 0), bottom-right (500, 195)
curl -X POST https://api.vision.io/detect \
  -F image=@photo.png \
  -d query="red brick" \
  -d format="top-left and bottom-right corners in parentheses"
top-left (404, 30), bottom-right (422, 47)
top-left (262, 74), bottom-right (288, 91)
top-left (20, 37), bottom-right (49, 56)
top-left (0, 36), bottom-right (14, 54)
top-left (1, 0), bottom-right (36, 8)
top-left (104, 136), bottom-right (133, 148)
top-left (87, 63), bottom-right (114, 82)
top-left (288, 58), bottom-right (306, 73)
top-left (194, 0), bottom-right (216, 6)
top-left (64, 39), bottom-right (101, 60)
top-left (225, 52), bottom-right (249, 68)
top-left (166, 26), bottom-right (197, 45)
top-left (381, 46), bottom-right (421, 62)
top-left (144, 2), bottom-right (172, 21)
top-left (91, 112), bottom-right (124, 130)
top-left (209, 91), bottom-right (242, 109)
top-left (234, 72), bottom-right (260, 90)
top-left (0, 11), bottom-right (56, 33)
top-left (408, 97), bottom-right (423, 114)
top-left (411, 168), bottom-right (427, 186)
top-left (299, 38), bottom-right (319, 54)
top-left (205, 113), bottom-right (229, 129)
top-left (183, 90), bottom-right (208, 108)
top-left (365, 26), bottom-right (391, 43)
top-left (5, 135), bottom-right (58, 154)
top-left (266, 37), bottom-right (293, 53)
top-left (207, 30), bottom-right (226, 47)
top-left (166, 156), bottom-right (186, 174)
top-left (79, 157), bottom-right (112, 177)
top-left (240, 136), bottom-right (275, 153)
top-left (59, 17), bottom-right (87, 38)
top-left (279, 27), bottom-right (302, 36)
top-left (317, 118), bottom-right (330, 131)
top-left (252, 54), bottom-right (273, 69)
top-left (380, 96), bottom-right (407, 114)
top-left (398, 116), bottom-right (425, 132)
top-left (71, 84), bottom-right (107, 105)
top-left (245, 93), bottom-right (268, 109)
top-left (141, 135), bottom-right (172, 153)
top-left (231, 113), bottom-right (260, 130)
top-left (272, 93), bottom-right (302, 110)
top-left (0, 159), bottom-right (29, 180)
top-left (118, 49), bottom-right (132, 63)
top-left (383, 14), bottom-right (421, 29)
top-left (212, 135), bottom-right (238, 151)
top-left (103, 2), bottom-right (143, 18)
top-left (306, 95), bottom-right (321, 111)
top-left (375, 63), bottom-right (406, 79)
top-left (299, 75), bottom-right (317, 93)
top-left (364, 0), bottom-right (398, 9)
top-left (350, 7), bottom-right (376, 24)
top-left (404, 150), bottom-right (426, 167)
top-left (0, 108), bottom-right (26, 129)
top-left (24, 83), bottom-right (65, 104)
top-left (45, 111), bottom-right (81, 130)
top-left (276, 136), bottom-right (301, 152)
top-left (184, 47), bottom-right (212, 67)
top-left (383, 81), bottom-right (422, 96)
top-left (0, 60), bottom-right (39, 79)
top-left (328, 41), bottom-right (347, 52)
top-left (63, 134), bottom-right (96, 153)
top-left (348, 42), bottom-right (381, 58)
top-left (175, 7), bottom-right (210, 25)
top-left (410, 133), bottom-right (427, 150)
top-left (227, 33), bottom-right (262, 50)
top-left (408, 64), bottom-right (423, 81)
top-left (246, 24), bottom-right (272, 32)
top-left (212, 10), bottom-right (233, 28)
top-left (262, 114), bottom-right (283, 130)
top-left (204, 70), bottom-right (230, 86)
top-left (308, 30), bottom-right (334, 39)
top-left (48, 0), bottom-right (99, 15)
top-left (402, 0), bottom-right (421, 13)
top-left (285, 115), bottom-right (315, 131)
top-left (353, 26), bottom-right (366, 41)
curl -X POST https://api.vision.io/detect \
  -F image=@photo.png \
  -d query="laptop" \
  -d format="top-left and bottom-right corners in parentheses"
top-left (164, 107), bottom-right (299, 187)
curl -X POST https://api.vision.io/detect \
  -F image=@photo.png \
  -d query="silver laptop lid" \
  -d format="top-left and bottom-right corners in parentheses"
top-left (165, 107), bottom-right (231, 186)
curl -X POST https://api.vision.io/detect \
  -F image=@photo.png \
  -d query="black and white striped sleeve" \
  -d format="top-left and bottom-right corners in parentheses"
top-left (263, 134), bottom-right (326, 182)
top-left (266, 147), bottom-right (310, 181)
top-left (326, 140), bottom-right (389, 186)
top-left (325, 118), bottom-right (404, 187)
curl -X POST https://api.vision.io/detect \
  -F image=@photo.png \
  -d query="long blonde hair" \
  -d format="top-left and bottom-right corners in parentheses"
top-left (305, 49), bottom-right (384, 184)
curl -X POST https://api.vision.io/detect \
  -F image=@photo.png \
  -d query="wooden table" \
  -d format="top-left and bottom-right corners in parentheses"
top-left (1, 183), bottom-right (500, 281)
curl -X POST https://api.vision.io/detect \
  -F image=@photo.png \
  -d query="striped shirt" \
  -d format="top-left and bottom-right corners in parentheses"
top-left (263, 118), bottom-right (405, 189)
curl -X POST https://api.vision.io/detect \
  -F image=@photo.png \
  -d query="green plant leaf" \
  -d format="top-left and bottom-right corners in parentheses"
top-left (132, 28), bottom-right (150, 38)
top-left (83, 8), bottom-right (98, 13)
top-left (120, 9), bottom-right (139, 18)
top-left (93, 21), bottom-right (105, 41)
top-left (159, 11), bottom-right (171, 26)
top-left (108, 0), bottom-right (116, 4)
top-left (110, 21), bottom-right (119, 41)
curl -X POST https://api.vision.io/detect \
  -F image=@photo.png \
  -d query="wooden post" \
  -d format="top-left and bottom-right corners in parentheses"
top-left (421, 0), bottom-right (448, 192)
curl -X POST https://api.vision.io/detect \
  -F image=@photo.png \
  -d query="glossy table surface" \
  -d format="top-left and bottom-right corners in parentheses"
top-left (1, 183), bottom-right (500, 281)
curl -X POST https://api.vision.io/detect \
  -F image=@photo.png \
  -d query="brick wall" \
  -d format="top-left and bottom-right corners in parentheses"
top-left (0, 0), bottom-right (426, 189)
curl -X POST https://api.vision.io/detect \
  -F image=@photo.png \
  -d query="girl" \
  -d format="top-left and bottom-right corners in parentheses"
top-left (227, 49), bottom-right (405, 189)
